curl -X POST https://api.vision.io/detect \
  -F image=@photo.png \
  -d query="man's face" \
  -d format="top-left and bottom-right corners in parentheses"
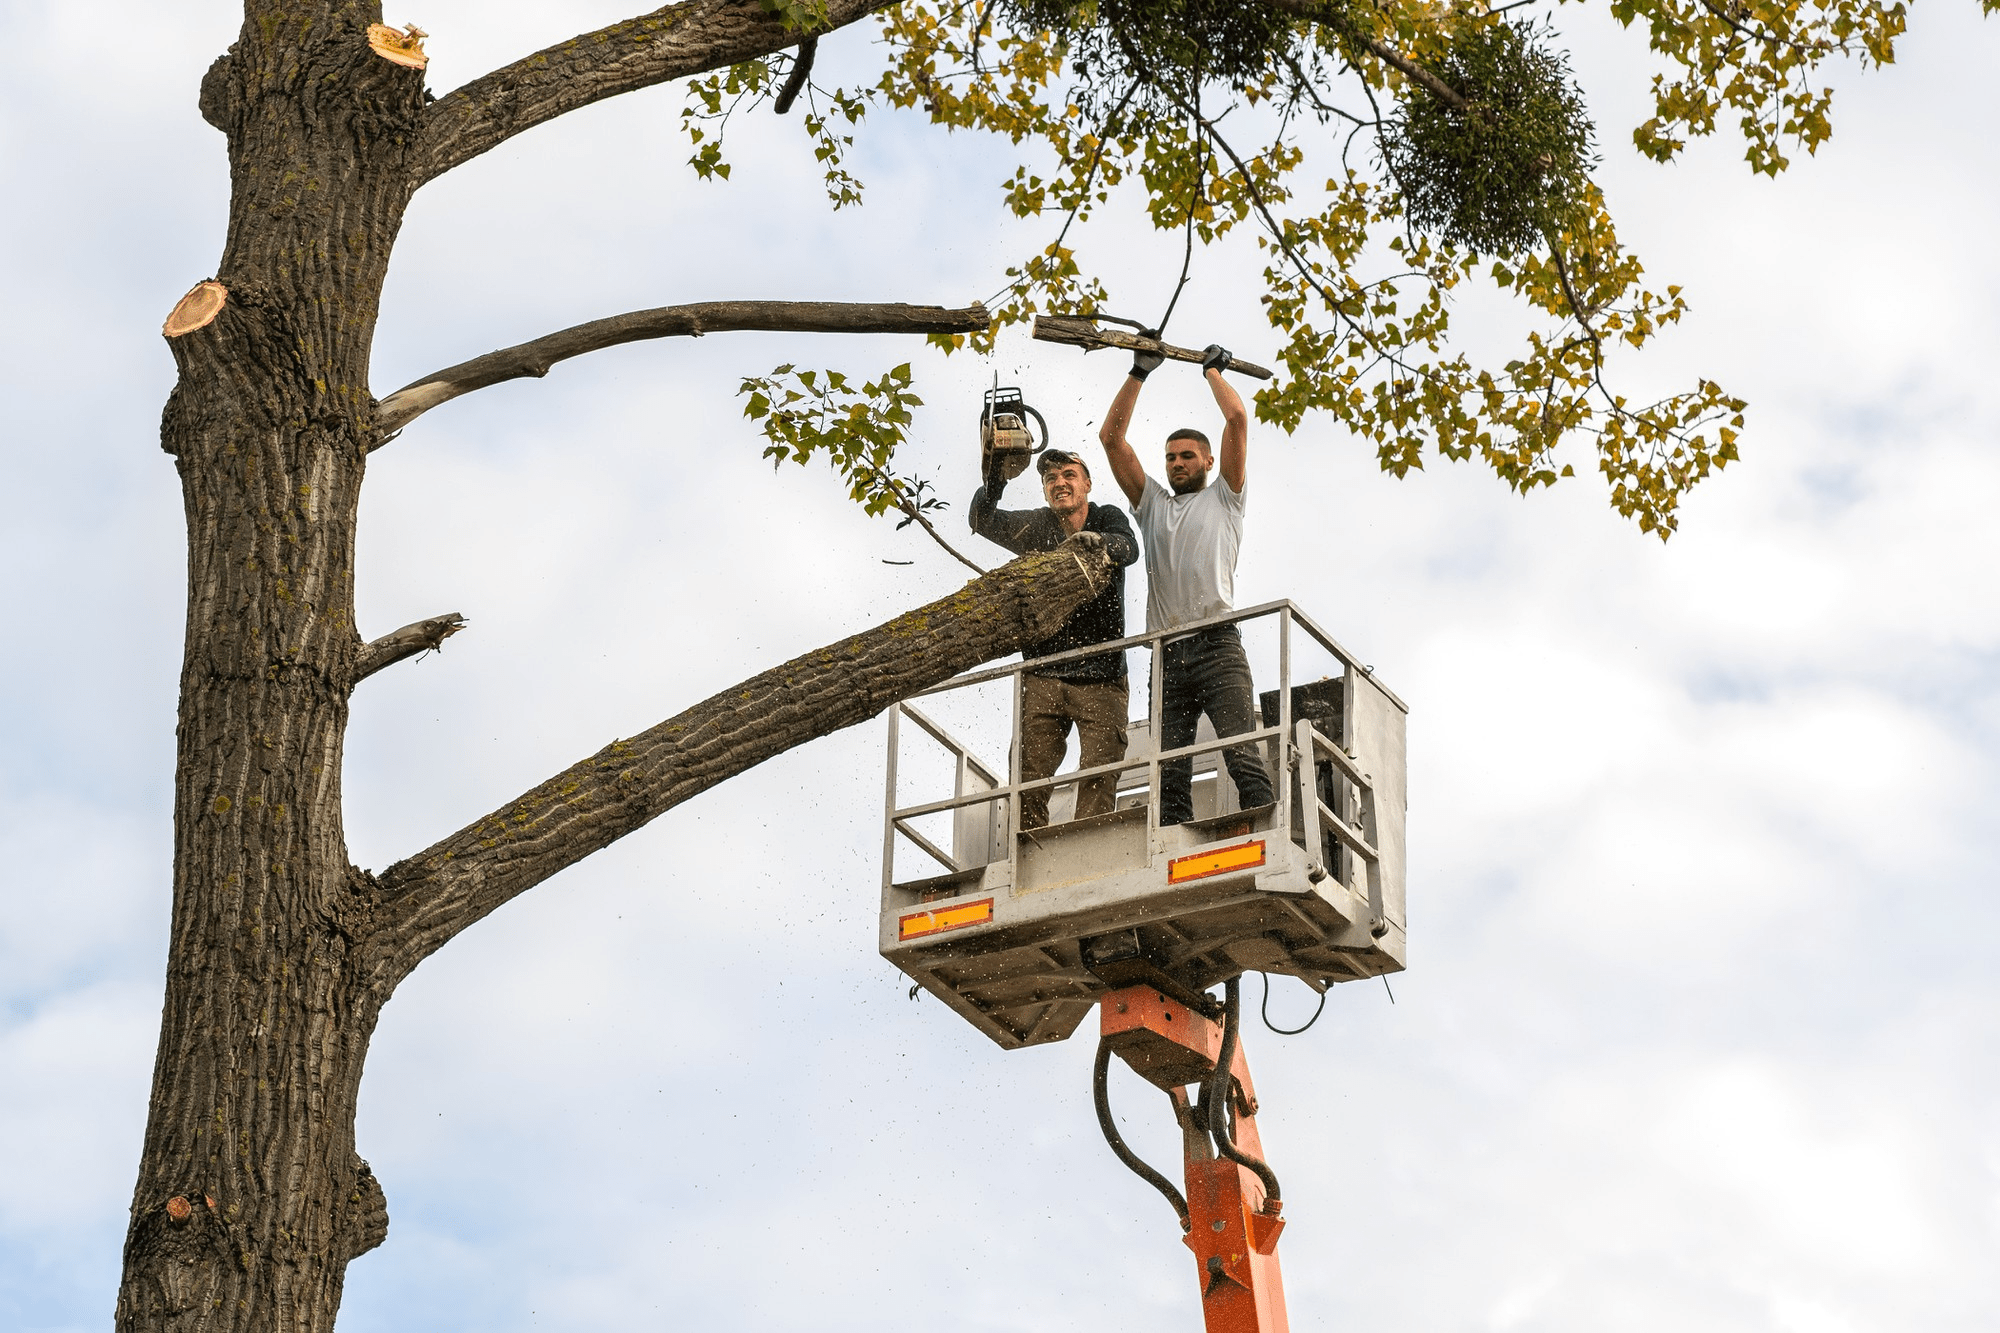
top-left (1164, 438), bottom-right (1212, 494)
top-left (1042, 461), bottom-right (1091, 516)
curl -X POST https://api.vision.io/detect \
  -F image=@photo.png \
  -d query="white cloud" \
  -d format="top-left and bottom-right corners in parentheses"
top-left (5, 3), bottom-right (2000, 1332)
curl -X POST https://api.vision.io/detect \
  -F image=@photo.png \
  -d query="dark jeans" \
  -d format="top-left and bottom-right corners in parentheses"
top-left (1155, 625), bottom-right (1274, 826)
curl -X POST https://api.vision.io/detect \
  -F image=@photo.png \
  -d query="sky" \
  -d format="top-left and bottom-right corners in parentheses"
top-left (3, 2), bottom-right (1997, 1331)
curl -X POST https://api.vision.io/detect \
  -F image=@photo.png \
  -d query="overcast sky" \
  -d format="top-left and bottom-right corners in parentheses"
top-left (4, 3), bottom-right (1998, 1331)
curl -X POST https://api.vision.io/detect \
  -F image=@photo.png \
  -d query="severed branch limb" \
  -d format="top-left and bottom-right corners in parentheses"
top-left (417, 0), bottom-right (895, 185)
top-left (358, 539), bottom-right (1112, 994)
top-left (374, 299), bottom-right (990, 440)
top-left (355, 614), bottom-right (469, 684)
top-left (1032, 316), bottom-right (1275, 380)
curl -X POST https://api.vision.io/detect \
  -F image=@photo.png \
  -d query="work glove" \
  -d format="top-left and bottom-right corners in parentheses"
top-left (1070, 530), bottom-right (1106, 554)
top-left (1130, 329), bottom-right (1166, 382)
top-left (983, 450), bottom-right (1009, 496)
top-left (1200, 344), bottom-right (1232, 374)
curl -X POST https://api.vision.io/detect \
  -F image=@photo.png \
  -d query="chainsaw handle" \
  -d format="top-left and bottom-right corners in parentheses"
top-left (1020, 403), bottom-right (1049, 454)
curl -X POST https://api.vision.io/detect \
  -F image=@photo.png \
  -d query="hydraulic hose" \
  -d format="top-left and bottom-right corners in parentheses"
top-left (1260, 970), bottom-right (1328, 1036)
top-left (1093, 1038), bottom-right (1191, 1233)
top-left (1203, 975), bottom-right (1283, 1206)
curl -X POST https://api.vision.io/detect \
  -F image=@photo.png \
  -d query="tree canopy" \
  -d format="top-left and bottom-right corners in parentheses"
top-left (684, 0), bottom-right (1933, 536)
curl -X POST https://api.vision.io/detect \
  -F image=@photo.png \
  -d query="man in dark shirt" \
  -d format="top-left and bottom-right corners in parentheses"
top-left (970, 448), bottom-right (1140, 829)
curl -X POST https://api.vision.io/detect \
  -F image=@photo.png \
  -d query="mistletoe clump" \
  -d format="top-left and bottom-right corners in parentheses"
top-left (1382, 20), bottom-right (1598, 255)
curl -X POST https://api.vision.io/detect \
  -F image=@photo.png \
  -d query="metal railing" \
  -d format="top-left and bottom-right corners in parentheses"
top-left (1293, 720), bottom-right (1387, 936)
top-left (881, 600), bottom-right (1398, 897)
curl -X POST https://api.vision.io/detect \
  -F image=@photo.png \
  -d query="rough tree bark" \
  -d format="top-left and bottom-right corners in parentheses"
top-left (121, 5), bottom-right (1086, 1331)
top-left (376, 299), bottom-right (989, 435)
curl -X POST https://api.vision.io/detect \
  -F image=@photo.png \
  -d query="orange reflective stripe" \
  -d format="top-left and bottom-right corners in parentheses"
top-left (898, 897), bottom-right (995, 940)
top-left (1168, 840), bottom-right (1266, 884)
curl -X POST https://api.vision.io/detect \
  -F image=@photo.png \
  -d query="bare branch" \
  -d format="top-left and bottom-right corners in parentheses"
top-left (1359, 36), bottom-right (1472, 113)
top-left (1546, 248), bottom-right (1603, 362)
top-left (359, 540), bottom-right (1112, 993)
top-left (1267, 0), bottom-right (1473, 113)
top-left (416, 0), bottom-right (896, 184)
top-left (374, 300), bottom-right (990, 439)
top-left (355, 614), bottom-right (469, 685)
top-left (1156, 97), bottom-right (1207, 338)
top-left (875, 474), bottom-right (988, 575)
top-left (774, 36), bottom-right (818, 114)
top-left (899, 502), bottom-right (987, 575)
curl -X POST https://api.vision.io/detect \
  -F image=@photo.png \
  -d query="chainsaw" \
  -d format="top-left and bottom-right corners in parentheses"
top-left (980, 379), bottom-right (1050, 488)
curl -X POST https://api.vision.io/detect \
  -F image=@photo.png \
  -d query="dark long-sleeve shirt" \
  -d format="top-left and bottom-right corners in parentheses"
top-left (969, 482), bottom-right (1139, 681)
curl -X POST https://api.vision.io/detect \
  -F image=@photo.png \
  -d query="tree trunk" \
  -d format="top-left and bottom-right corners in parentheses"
top-left (120, 10), bottom-right (1105, 1332)
top-left (120, 7), bottom-right (421, 1329)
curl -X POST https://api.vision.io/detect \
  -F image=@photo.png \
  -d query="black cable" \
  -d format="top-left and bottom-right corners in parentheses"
top-left (1259, 971), bottom-right (1328, 1036)
top-left (1203, 976), bottom-right (1282, 1204)
top-left (1092, 1039), bottom-right (1191, 1233)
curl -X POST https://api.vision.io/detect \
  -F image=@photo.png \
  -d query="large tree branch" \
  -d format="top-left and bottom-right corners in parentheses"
top-left (415, 0), bottom-right (898, 185)
top-left (358, 540), bottom-right (1111, 992)
top-left (373, 300), bottom-right (989, 438)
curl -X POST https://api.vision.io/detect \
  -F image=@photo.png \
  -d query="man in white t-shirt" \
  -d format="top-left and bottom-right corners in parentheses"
top-left (1099, 340), bottom-right (1275, 826)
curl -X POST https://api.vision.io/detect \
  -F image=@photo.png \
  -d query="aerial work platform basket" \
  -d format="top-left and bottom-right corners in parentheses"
top-left (880, 600), bottom-right (1407, 1050)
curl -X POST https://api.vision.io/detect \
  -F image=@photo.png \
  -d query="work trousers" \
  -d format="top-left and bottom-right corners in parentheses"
top-left (1157, 625), bottom-right (1274, 826)
top-left (1019, 672), bottom-right (1130, 831)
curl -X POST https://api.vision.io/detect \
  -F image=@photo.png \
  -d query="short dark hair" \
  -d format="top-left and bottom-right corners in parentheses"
top-left (1037, 448), bottom-right (1091, 479)
top-left (1166, 428), bottom-right (1211, 454)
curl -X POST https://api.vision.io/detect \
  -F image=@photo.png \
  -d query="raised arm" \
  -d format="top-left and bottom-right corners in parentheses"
top-left (1101, 337), bottom-right (1165, 506)
top-left (1205, 349), bottom-right (1250, 493)
top-left (968, 478), bottom-right (1038, 554)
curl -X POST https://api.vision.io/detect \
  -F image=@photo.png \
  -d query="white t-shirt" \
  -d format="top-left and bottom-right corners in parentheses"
top-left (1133, 473), bottom-right (1247, 633)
